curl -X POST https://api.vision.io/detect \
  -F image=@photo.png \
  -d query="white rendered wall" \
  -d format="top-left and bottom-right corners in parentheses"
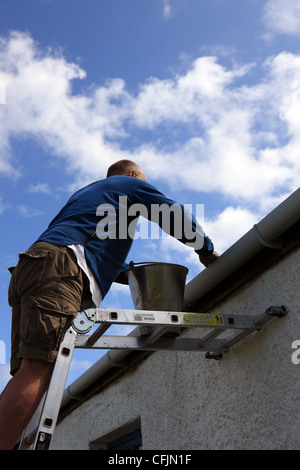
top-left (52, 247), bottom-right (300, 450)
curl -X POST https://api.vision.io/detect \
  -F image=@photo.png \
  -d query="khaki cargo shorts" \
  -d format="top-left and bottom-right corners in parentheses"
top-left (8, 242), bottom-right (86, 376)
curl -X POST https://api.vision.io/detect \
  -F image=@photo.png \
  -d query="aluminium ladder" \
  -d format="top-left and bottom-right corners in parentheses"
top-left (18, 304), bottom-right (286, 450)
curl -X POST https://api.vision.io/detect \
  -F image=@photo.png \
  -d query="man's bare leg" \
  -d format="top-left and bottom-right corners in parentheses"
top-left (0, 358), bottom-right (54, 450)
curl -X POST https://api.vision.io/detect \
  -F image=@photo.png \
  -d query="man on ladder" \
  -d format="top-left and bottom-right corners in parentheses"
top-left (0, 159), bottom-right (219, 450)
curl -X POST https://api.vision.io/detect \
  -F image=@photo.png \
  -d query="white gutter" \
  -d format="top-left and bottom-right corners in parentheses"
top-left (183, 186), bottom-right (300, 309)
top-left (61, 187), bottom-right (300, 409)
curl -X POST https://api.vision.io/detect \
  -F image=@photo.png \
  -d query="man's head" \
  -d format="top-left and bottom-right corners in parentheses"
top-left (106, 159), bottom-right (146, 181)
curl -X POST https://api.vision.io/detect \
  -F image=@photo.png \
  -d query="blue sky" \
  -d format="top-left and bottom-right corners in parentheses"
top-left (1, 0), bottom-right (300, 391)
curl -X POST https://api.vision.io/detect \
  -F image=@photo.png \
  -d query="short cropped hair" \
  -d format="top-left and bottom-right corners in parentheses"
top-left (106, 159), bottom-right (141, 178)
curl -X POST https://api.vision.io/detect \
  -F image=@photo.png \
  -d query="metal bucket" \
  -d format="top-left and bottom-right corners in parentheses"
top-left (126, 262), bottom-right (188, 311)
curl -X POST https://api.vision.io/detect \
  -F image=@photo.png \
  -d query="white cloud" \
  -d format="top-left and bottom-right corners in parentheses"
top-left (17, 204), bottom-right (44, 218)
top-left (203, 206), bottom-right (259, 254)
top-left (0, 31), bottom-right (130, 181)
top-left (162, 0), bottom-right (171, 18)
top-left (132, 57), bottom-right (245, 128)
top-left (0, 197), bottom-right (11, 214)
top-left (262, 0), bottom-right (300, 37)
top-left (0, 30), bottom-right (299, 229)
top-left (133, 53), bottom-right (300, 205)
top-left (27, 183), bottom-right (51, 194)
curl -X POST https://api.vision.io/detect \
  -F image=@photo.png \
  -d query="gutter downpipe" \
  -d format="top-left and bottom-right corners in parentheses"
top-left (61, 187), bottom-right (300, 409)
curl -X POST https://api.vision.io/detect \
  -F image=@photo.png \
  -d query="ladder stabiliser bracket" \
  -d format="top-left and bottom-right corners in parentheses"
top-left (75, 305), bottom-right (287, 360)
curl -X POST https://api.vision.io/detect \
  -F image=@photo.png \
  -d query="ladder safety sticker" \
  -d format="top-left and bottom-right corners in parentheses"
top-left (183, 313), bottom-right (224, 326)
top-left (134, 314), bottom-right (156, 322)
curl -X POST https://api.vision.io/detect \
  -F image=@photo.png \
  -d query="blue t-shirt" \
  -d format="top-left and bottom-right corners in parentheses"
top-left (36, 176), bottom-right (214, 298)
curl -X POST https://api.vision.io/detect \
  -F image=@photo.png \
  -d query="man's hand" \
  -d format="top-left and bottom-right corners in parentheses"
top-left (199, 251), bottom-right (220, 267)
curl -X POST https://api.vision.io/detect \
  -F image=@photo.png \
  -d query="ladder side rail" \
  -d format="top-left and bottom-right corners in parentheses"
top-left (93, 308), bottom-right (260, 330)
top-left (18, 391), bottom-right (48, 449)
top-left (20, 327), bottom-right (77, 450)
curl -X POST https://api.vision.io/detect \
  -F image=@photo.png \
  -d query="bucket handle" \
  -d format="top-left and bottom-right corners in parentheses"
top-left (128, 261), bottom-right (189, 271)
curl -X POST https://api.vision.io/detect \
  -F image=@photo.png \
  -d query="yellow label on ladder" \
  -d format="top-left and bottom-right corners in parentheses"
top-left (182, 313), bottom-right (224, 326)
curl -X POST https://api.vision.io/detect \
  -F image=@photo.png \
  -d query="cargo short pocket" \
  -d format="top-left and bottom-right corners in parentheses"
top-left (20, 296), bottom-right (74, 350)
top-left (17, 249), bottom-right (50, 295)
top-left (56, 249), bottom-right (83, 302)
top-left (35, 309), bottom-right (73, 350)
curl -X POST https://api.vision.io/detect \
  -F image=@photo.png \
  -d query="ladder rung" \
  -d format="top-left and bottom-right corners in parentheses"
top-left (75, 334), bottom-right (226, 352)
top-left (197, 328), bottom-right (224, 347)
top-left (86, 323), bottom-right (111, 346)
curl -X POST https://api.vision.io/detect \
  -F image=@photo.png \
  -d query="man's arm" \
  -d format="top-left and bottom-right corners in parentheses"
top-left (126, 178), bottom-right (220, 268)
top-left (133, 181), bottom-right (213, 254)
